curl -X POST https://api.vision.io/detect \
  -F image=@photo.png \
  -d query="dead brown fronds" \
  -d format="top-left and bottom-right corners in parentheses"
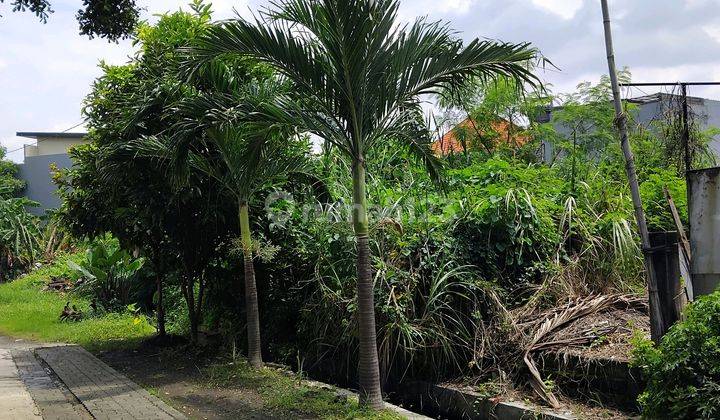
top-left (471, 289), bottom-right (647, 409)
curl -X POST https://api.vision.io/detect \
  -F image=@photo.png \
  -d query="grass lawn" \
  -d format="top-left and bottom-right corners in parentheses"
top-left (0, 253), bottom-right (155, 351)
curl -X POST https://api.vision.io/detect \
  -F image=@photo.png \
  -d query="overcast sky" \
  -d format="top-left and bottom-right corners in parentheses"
top-left (2, 0), bottom-right (720, 162)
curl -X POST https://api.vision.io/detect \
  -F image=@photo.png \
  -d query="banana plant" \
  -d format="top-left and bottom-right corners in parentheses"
top-left (68, 241), bottom-right (145, 310)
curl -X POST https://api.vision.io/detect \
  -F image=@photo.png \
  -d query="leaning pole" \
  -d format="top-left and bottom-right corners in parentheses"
top-left (600, 0), bottom-right (665, 342)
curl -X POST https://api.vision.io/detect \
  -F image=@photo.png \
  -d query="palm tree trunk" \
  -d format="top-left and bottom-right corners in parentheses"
top-left (351, 158), bottom-right (383, 409)
top-left (239, 201), bottom-right (263, 368)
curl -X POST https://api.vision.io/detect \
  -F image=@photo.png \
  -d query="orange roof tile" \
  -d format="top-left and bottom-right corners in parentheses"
top-left (432, 118), bottom-right (529, 155)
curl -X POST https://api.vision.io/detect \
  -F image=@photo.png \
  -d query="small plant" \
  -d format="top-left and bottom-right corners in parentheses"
top-left (68, 239), bottom-right (145, 311)
top-left (474, 381), bottom-right (503, 400)
top-left (631, 291), bottom-right (720, 419)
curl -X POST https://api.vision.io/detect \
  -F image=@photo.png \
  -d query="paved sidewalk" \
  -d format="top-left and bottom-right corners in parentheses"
top-left (13, 349), bottom-right (91, 420)
top-left (36, 346), bottom-right (185, 420)
top-left (0, 349), bottom-right (42, 419)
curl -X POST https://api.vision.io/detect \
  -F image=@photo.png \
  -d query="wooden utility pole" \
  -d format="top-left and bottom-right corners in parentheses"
top-left (601, 0), bottom-right (665, 342)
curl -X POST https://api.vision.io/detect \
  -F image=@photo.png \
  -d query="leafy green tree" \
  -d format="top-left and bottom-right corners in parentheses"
top-left (57, 2), bottom-right (235, 340)
top-left (0, 147), bottom-right (39, 282)
top-left (0, 147), bottom-right (25, 198)
top-left (1, 0), bottom-right (139, 41)
top-left (438, 74), bottom-right (549, 160)
top-left (176, 127), bottom-right (308, 368)
top-left (184, 0), bottom-right (538, 407)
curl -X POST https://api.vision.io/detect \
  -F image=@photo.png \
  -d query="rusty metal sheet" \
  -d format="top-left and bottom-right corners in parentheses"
top-left (688, 167), bottom-right (720, 297)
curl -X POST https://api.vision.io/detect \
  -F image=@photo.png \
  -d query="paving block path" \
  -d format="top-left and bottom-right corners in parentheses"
top-left (12, 349), bottom-right (92, 420)
top-left (36, 346), bottom-right (185, 420)
top-left (0, 349), bottom-right (42, 419)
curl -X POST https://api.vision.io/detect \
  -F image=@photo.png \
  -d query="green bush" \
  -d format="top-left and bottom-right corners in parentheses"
top-left (632, 291), bottom-right (720, 418)
top-left (639, 169), bottom-right (687, 232)
top-left (68, 237), bottom-right (145, 311)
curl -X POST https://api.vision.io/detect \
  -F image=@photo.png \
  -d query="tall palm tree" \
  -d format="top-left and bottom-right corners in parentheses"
top-left (183, 0), bottom-right (539, 407)
top-left (193, 127), bottom-right (307, 368)
top-left (136, 124), bottom-right (307, 368)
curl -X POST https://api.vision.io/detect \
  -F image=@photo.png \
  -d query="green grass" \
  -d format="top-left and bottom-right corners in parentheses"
top-left (0, 253), bottom-right (155, 351)
top-left (1, 255), bottom-right (401, 419)
top-left (205, 358), bottom-right (403, 420)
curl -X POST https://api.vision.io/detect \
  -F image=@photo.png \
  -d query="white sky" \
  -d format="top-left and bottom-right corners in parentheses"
top-left (2, 0), bottom-right (720, 162)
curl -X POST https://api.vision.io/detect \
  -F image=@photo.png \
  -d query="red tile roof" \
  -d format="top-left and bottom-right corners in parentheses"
top-left (432, 118), bottom-right (530, 155)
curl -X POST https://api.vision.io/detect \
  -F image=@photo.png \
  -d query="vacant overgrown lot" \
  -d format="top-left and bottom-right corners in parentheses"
top-left (0, 254), bottom-right (404, 419)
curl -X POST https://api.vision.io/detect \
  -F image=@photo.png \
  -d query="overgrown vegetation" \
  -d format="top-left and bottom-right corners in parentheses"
top-left (0, 146), bottom-right (41, 282)
top-left (632, 291), bottom-right (720, 419)
top-left (0, 251), bottom-right (154, 351)
top-left (2, 0), bottom-right (716, 415)
top-left (68, 237), bottom-right (145, 312)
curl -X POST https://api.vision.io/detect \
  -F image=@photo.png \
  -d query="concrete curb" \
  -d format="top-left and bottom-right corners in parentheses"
top-left (400, 381), bottom-right (576, 420)
top-left (264, 363), bottom-right (431, 419)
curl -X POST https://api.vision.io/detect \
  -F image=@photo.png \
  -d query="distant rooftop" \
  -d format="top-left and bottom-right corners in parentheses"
top-left (16, 132), bottom-right (87, 139)
top-left (625, 92), bottom-right (716, 105)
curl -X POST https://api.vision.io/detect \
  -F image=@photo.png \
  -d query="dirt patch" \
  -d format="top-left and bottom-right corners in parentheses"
top-left (98, 344), bottom-right (311, 420)
top-left (549, 307), bottom-right (650, 362)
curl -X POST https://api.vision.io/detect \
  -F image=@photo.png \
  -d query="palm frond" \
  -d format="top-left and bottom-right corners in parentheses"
top-left (182, 0), bottom-right (540, 163)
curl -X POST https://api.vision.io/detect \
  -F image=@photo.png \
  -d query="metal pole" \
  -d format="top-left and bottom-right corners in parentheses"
top-left (601, 0), bottom-right (665, 342)
top-left (681, 83), bottom-right (691, 175)
top-left (680, 84), bottom-right (694, 218)
top-left (681, 83), bottom-right (693, 231)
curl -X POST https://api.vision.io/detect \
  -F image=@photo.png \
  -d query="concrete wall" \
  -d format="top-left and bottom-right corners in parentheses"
top-left (688, 167), bottom-right (720, 297)
top-left (23, 138), bottom-right (85, 158)
top-left (632, 96), bottom-right (720, 155)
top-left (542, 95), bottom-right (720, 162)
top-left (17, 153), bottom-right (72, 215)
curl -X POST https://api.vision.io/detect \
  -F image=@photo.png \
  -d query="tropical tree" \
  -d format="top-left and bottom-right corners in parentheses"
top-left (0, 191), bottom-right (39, 282)
top-left (1, 0), bottom-right (139, 41)
top-left (183, 0), bottom-right (538, 407)
top-left (57, 2), bottom-right (237, 341)
top-left (0, 147), bottom-right (39, 282)
top-left (189, 128), bottom-right (307, 368)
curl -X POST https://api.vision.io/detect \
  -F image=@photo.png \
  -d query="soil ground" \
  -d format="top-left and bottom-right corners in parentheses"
top-left (98, 344), bottom-right (302, 420)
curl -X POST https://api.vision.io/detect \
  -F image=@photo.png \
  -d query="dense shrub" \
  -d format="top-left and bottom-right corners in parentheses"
top-left (68, 237), bottom-right (146, 311)
top-left (632, 291), bottom-right (720, 418)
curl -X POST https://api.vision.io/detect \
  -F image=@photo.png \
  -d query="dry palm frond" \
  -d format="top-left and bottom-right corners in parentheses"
top-left (516, 293), bottom-right (645, 408)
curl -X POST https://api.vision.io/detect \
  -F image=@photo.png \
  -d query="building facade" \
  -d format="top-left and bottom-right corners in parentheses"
top-left (16, 132), bottom-right (87, 215)
top-left (539, 93), bottom-right (720, 163)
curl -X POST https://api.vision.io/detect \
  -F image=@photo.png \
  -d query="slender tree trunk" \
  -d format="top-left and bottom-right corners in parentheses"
top-left (239, 201), bottom-right (263, 368)
top-left (601, 0), bottom-right (665, 342)
top-left (352, 158), bottom-right (383, 409)
top-left (182, 276), bottom-right (199, 343)
top-left (156, 275), bottom-right (166, 337)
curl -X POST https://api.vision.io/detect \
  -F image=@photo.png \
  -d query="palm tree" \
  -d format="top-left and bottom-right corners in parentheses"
top-left (198, 127), bottom-right (307, 368)
top-left (183, 0), bottom-right (538, 407)
top-left (136, 124), bottom-right (306, 367)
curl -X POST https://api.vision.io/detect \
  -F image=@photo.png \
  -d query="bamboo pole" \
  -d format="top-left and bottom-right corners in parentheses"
top-left (600, 0), bottom-right (665, 343)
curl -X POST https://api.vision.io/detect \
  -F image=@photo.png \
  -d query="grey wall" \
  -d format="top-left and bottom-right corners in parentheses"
top-left (17, 153), bottom-right (72, 215)
top-left (632, 97), bottom-right (720, 156)
top-left (542, 95), bottom-right (720, 163)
